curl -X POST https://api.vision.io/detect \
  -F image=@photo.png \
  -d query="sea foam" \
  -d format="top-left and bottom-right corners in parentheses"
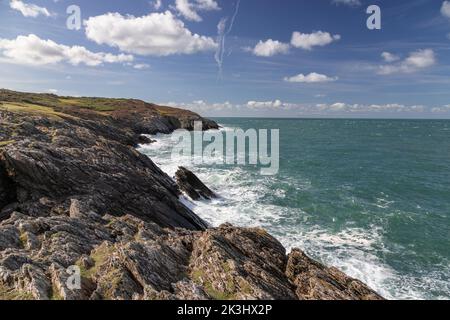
top-left (138, 125), bottom-right (448, 300)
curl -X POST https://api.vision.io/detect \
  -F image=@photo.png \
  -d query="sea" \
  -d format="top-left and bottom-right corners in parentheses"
top-left (139, 118), bottom-right (450, 300)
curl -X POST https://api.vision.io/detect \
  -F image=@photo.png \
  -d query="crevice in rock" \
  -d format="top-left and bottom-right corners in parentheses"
top-left (123, 265), bottom-right (145, 296)
top-left (0, 159), bottom-right (18, 220)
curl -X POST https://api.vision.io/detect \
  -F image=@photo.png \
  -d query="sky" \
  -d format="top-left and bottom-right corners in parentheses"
top-left (0, 0), bottom-right (450, 118)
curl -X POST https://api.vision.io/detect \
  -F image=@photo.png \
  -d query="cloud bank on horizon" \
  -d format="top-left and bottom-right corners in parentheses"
top-left (0, 0), bottom-right (449, 118)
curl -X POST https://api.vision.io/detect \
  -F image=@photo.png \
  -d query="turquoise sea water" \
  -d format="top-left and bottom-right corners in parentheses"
top-left (140, 118), bottom-right (450, 300)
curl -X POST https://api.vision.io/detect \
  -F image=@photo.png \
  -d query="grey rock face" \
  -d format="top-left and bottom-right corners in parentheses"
top-left (175, 167), bottom-right (217, 201)
top-left (189, 224), bottom-right (297, 300)
top-left (0, 210), bottom-right (383, 300)
top-left (286, 249), bottom-right (384, 300)
top-left (0, 112), bottom-right (206, 230)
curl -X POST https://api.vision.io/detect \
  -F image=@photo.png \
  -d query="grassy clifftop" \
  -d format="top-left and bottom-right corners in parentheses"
top-left (0, 89), bottom-right (218, 136)
top-left (0, 88), bottom-right (199, 117)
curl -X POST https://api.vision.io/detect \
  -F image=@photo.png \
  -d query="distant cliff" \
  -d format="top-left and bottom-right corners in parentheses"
top-left (0, 89), bottom-right (383, 300)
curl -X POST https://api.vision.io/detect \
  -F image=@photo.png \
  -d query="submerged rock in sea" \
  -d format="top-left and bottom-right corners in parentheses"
top-left (0, 89), bottom-right (383, 300)
top-left (137, 135), bottom-right (155, 145)
top-left (175, 167), bottom-right (217, 201)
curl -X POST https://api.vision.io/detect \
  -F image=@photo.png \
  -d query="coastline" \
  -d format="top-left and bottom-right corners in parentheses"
top-left (0, 89), bottom-right (383, 300)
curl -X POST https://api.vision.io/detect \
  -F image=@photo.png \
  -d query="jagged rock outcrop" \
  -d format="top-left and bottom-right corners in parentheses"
top-left (0, 89), bottom-right (216, 231)
top-left (189, 224), bottom-right (297, 300)
top-left (0, 90), bottom-right (383, 300)
top-left (175, 167), bottom-right (217, 200)
top-left (0, 212), bottom-right (383, 300)
top-left (286, 249), bottom-right (383, 300)
top-left (0, 113), bottom-right (206, 230)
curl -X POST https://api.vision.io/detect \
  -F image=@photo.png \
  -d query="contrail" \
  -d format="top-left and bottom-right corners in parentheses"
top-left (214, 0), bottom-right (240, 80)
top-left (227, 0), bottom-right (241, 34)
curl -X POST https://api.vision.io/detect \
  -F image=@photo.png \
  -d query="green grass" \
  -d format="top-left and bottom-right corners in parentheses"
top-left (0, 140), bottom-right (15, 147)
top-left (58, 98), bottom-right (124, 112)
top-left (222, 261), bottom-right (232, 273)
top-left (50, 284), bottom-right (64, 301)
top-left (19, 232), bottom-right (28, 249)
top-left (0, 102), bottom-right (74, 119)
top-left (0, 284), bottom-right (34, 300)
top-left (76, 243), bottom-right (115, 280)
top-left (191, 267), bottom-right (238, 300)
top-left (0, 89), bottom-right (199, 120)
top-left (75, 243), bottom-right (129, 300)
top-left (204, 282), bottom-right (237, 300)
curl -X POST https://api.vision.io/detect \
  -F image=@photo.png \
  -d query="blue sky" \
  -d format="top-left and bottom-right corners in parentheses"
top-left (0, 0), bottom-right (450, 118)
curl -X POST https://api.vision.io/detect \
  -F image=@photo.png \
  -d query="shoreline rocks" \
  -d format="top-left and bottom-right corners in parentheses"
top-left (175, 167), bottom-right (217, 201)
top-left (0, 89), bottom-right (384, 300)
top-left (137, 135), bottom-right (155, 145)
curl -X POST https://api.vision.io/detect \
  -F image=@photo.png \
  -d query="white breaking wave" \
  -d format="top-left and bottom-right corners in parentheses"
top-left (138, 127), bottom-right (447, 300)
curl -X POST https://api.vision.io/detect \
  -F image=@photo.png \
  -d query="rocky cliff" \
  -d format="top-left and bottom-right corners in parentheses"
top-left (0, 90), bottom-right (383, 300)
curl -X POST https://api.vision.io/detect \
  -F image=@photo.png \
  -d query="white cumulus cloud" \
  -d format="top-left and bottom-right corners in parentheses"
top-left (378, 49), bottom-right (436, 75)
top-left (247, 100), bottom-right (284, 109)
top-left (284, 72), bottom-right (338, 83)
top-left (251, 39), bottom-right (290, 57)
top-left (133, 63), bottom-right (150, 69)
top-left (175, 0), bottom-right (201, 21)
top-left (314, 103), bottom-right (425, 113)
top-left (150, 0), bottom-right (163, 10)
top-left (381, 52), bottom-right (400, 62)
top-left (9, 0), bottom-right (51, 18)
top-left (431, 105), bottom-right (450, 113)
top-left (441, 1), bottom-right (450, 19)
top-left (84, 11), bottom-right (217, 56)
top-left (175, 0), bottom-right (220, 22)
top-left (0, 34), bottom-right (134, 66)
top-left (167, 100), bottom-right (437, 117)
top-left (196, 0), bottom-right (220, 11)
top-left (167, 100), bottom-right (234, 113)
top-left (291, 31), bottom-right (341, 50)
